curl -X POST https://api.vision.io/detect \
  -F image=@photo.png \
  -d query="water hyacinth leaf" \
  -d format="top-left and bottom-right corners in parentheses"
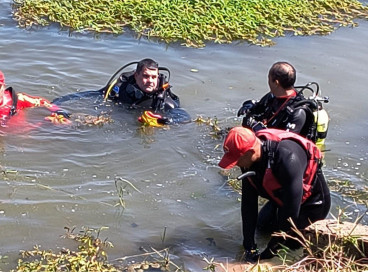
top-left (10, 1), bottom-right (368, 45)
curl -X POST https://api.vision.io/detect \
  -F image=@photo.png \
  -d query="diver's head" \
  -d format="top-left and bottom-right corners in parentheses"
top-left (268, 62), bottom-right (296, 96)
top-left (134, 58), bottom-right (159, 94)
top-left (218, 126), bottom-right (262, 170)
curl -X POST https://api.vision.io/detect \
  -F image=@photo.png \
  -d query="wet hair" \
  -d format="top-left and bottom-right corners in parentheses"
top-left (269, 62), bottom-right (296, 89)
top-left (136, 58), bottom-right (159, 74)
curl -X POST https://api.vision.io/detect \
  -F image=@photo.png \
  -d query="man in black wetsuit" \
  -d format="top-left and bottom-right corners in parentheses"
top-left (218, 126), bottom-right (331, 262)
top-left (237, 62), bottom-right (315, 138)
top-left (104, 58), bottom-right (189, 126)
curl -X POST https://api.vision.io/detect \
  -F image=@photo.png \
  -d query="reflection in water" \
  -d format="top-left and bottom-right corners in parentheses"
top-left (0, 1), bottom-right (368, 270)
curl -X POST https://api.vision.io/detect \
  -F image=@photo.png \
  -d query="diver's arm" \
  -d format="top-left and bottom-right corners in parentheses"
top-left (162, 108), bottom-right (191, 124)
top-left (16, 93), bottom-right (60, 111)
top-left (261, 140), bottom-right (306, 258)
top-left (242, 179), bottom-right (259, 252)
top-left (17, 92), bottom-right (70, 119)
top-left (274, 140), bottom-right (307, 231)
top-left (286, 108), bottom-right (307, 134)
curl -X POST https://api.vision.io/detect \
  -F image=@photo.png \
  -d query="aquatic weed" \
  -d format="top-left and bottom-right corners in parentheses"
top-left (14, 227), bottom-right (119, 272)
top-left (12, 0), bottom-right (368, 47)
top-left (12, 227), bottom-right (185, 271)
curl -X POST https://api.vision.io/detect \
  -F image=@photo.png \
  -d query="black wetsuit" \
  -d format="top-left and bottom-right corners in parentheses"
top-left (246, 92), bottom-right (314, 138)
top-left (242, 139), bottom-right (330, 251)
top-left (110, 72), bottom-right (191, 124)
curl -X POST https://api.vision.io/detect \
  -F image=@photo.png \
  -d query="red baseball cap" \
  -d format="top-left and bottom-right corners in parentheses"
top-left (0, 70), bottom-right (4, 86)
top-left (218, 126), bottom-right (257, 169)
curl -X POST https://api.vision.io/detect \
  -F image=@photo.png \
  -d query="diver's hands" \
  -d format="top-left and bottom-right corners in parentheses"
top-left (45, 112), bottom-right (71, 125)
top-left (237, 100), bottom-right (257, 117)
top-left (138, 111), bottom-right (171, 127)
top-left (53, 109), bottom-right (71, 119)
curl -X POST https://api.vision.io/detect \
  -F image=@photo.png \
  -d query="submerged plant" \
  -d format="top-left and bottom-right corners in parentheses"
top-left (12, 0), bottom-right (368, 47)
top-left (114, 176), bottom-right (141, 210)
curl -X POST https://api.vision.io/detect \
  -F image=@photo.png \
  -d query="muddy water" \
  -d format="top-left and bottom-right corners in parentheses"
top-left (0, 1), bottom-right (367, 271)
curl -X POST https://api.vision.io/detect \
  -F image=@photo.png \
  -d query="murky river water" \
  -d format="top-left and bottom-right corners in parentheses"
top-left (0, 1), bottom-right (368, 271)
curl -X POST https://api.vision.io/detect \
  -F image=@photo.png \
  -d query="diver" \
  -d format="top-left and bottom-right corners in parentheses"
top-left (0, 70), bottom-right (70, 128)
top-left (236, 62), bottom-right (330, 241)
top-left (237, 61), bottom-right (329, 146)
top-left (218, 127), bottom-right (330, 262)
top-left (53, 58), bottom-right (191, 127)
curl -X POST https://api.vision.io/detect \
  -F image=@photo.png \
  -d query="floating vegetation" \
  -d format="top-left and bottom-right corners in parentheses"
top-left (194, 115), bottom-right (226, 138)
top-left (227, 176), bottom-right (242, 195)
top-left (14, 227), bottom-right (118, 272)
top-left (13, 227), bottom-right (184, 272)
top-left (1, 169), bottom-right (18, 176)
top-left (12, 0), bottom-right (368, 47)
top-left (329, 178), bottom-right (368, 205)
top-left (74, 112), bottom-right (113, 127)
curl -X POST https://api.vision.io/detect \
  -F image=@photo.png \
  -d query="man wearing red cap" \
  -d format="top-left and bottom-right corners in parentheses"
top-left (219, 126), bottom-right (330, 262)
top-left (0, 70), bottom-right (70, 128)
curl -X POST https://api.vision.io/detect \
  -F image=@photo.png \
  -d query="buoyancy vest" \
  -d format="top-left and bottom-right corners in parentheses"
top-left (105, 71), bottom-right (180, 112)
top-left (249, 88), bottom-right (329, 144)
top-left (252, 128), bottom-right (322, 206)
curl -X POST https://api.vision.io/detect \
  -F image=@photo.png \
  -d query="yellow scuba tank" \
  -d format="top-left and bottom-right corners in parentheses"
top-left (314, 107), bottom-right (329, 149)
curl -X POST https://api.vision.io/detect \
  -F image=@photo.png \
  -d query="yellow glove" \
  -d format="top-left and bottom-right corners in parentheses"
top-left (45, 113), bottom-right (72, 125)
top-left (138, 111), bottom-right (169, 127)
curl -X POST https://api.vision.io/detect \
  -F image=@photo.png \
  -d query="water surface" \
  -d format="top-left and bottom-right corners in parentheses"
top-left (0, 1), bottom-right (368, 270)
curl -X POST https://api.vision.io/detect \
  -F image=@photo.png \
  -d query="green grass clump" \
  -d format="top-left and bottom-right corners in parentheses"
top-left (12, 0), bottom-right (368, 47)
top-left (13, 227), bottom-right (119, 272)
top-left (12, 227), bottom-right (184, 272)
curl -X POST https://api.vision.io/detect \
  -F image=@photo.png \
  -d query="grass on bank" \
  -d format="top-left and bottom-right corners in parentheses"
top-left (12, 0), bottom-right (368, 47)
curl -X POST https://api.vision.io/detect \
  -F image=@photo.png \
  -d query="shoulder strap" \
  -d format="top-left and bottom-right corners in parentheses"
top-left (5, 87), bottom-right (18, 116)
top-left (263, 139), bottom-right (278, 168)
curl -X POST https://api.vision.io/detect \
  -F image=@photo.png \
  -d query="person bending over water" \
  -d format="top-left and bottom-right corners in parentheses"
top-left (219, 126), bottom-right (330, 262)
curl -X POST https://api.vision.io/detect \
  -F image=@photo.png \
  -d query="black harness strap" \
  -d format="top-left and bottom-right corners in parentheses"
top-left (6, 87), bottom-right (18, 116)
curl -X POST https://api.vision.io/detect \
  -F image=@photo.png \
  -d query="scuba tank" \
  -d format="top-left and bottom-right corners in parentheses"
top-left (102, 61), bottom-right (138, 101)
top-left (314, 105), bottom-right (329, 148)
top-left (295, 82), bottom-right (330, 149)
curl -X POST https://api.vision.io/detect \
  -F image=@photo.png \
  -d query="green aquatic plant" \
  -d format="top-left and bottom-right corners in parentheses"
top-left (14, 227), bottom-right (119, 272)
top-left (114, 176), bottom-right (141, 211)
top-left (12, 227), bottom-right (185, 272)
top-left (194, 115), bottom-right (226, 139)
top-left (329, 178), bottom-right (368, 206)
top-left (12, 0), bottom-right (368, 47)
